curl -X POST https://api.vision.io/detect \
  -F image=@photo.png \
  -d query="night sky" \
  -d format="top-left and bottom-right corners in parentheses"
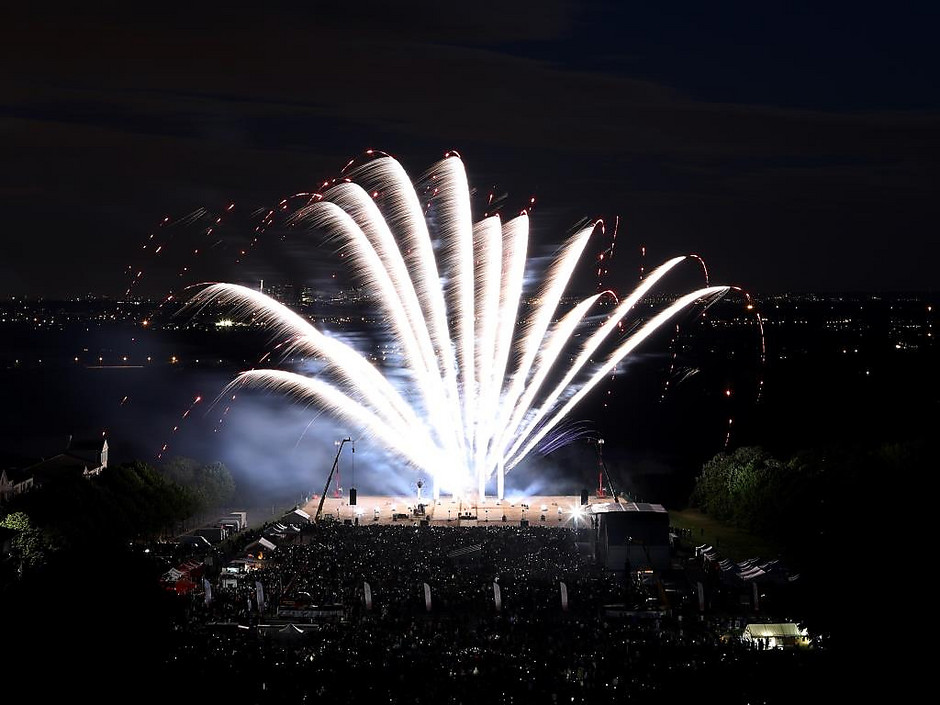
top-left (1, 1), bottom-right (937, 298)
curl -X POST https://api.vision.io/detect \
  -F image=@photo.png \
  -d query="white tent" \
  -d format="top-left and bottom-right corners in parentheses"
top-left (742, 622), bottom-right (808, 649)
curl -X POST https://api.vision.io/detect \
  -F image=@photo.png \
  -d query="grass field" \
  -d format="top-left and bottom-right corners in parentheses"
top-left (668, 508), bottom-right (780, 561)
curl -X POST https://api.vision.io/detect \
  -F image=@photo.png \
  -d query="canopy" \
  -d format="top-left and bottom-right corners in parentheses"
top-left (744, 623), bottom-right (803, 639)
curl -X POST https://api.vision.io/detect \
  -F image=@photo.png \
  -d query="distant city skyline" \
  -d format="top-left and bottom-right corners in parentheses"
top-left (1, 289), bottom-right (934, 507)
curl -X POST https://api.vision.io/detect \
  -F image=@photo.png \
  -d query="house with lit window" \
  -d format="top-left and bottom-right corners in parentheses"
top-left (9, 436), bottom-right (109, 496)
top-left (0, 466), bottom-right (34, 503)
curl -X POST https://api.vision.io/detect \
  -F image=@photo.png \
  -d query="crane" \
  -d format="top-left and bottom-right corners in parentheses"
top-left (591, 438), bottom-right (619, 502)
top-left (314, 437), bottom-right (352, 523)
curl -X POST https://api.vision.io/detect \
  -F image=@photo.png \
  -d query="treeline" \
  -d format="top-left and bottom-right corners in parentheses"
top-left (690, 441), bottom-right (930, 555)
top-left (3, 461), bottom-right (194, 553)
top-left (160, 455), bottom-right (236, 511)
top-left (689, 439), bottom-right (930, 645)
top-left (0, 456), bottom-right (235, 576)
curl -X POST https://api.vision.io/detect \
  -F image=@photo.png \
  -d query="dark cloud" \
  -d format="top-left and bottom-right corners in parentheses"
top-left (0, 3), bottom-right (936, 295)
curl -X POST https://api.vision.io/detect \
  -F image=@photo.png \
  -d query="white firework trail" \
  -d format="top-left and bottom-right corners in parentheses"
top-left (181, 153), bottom-right (729, 500)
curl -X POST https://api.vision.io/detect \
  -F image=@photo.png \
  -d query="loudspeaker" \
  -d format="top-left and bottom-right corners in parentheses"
top-left (580, 489), bottom-right (589, 505)
top-left (349, 488), bottom-right (357, 505)
top-left (520, 519), bottom-right (529, 527)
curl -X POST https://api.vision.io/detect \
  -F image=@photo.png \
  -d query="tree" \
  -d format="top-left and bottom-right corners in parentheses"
top-left (195, 461), bottom-right (237, 508)
top-left (690, 446), bottom-right (790, 533)
top-left (161, 456), bottom-right (201, 488)
top-left (0, 511), bottom-right (55, 574)
top-left (3, 460), bottom-right (201, 550)
top-left (160, 456), bottom-right (235, 511)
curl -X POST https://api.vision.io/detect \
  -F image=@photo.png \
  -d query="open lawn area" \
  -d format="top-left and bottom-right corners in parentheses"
top-left (668, 508), bottom-right (780, 562)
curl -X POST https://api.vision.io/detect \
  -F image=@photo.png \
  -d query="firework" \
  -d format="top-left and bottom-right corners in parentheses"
top-left (182, 153), bottom-right (728, 500)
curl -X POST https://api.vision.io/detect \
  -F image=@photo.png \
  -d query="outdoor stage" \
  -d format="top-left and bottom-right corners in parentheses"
top-left (300, 493), bottom-right (607, 527)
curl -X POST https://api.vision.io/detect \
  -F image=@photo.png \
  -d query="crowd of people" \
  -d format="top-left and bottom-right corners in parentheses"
top-left (156, 521), bottom-right (838, 703)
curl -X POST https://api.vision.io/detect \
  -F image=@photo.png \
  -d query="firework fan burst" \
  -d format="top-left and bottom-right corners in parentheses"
top-left (182, 150), bottom-right (729, 500)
